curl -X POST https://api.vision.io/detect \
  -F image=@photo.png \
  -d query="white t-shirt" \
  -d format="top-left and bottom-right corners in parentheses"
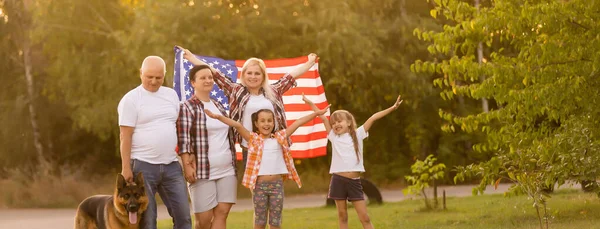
top-left (202, 100), bottom-right (235, 180)
top-left (257, 139), bottom-right (289, 175)
top-left (117, 86), bottom-right (180, 164)
top-left (328, 126), bottom-right (369, 174)
top-left (241, 94), bottom-right (275, 147)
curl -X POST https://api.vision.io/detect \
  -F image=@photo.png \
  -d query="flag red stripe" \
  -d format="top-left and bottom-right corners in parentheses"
top-left (234, 60), bottom-right (246, 68)
top-left (263, 57), bottom-right (310, 66)
top-left (283, 102), bottom-right (330, 114)
top-left (235, 57), bottom-right (312, 69)
top-left (290, 131), bottom-right (328, 142)
top-left (291, 146), bottom-right (328, 158)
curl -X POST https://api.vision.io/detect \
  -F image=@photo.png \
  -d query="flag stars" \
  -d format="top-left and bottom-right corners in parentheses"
top-left (217, 97), bottom-right (223, 102)
top-left (211, 90), bottom-right (217, 96)
top-left (227, 69), bottom-right (233, 75)
top-left (221, 65), bottom-right (227, 69)
top-left (223, 103), bottom-right (229, 109)
top-left (185, 90), bottom-right (191, 96)
top-left (213, 60), bottom-right (220, 65)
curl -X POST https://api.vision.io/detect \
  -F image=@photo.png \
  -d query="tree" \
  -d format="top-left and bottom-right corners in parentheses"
top-left (415, 0), bottom-right (600, 227)
top-left (0, 0), bottom-right (479, 186)
top-left (2, 0), bottom-right (46, 167)
top-left (403, 154), bottom-right (446, 210)
top-left (34, 0), bottom-right (137, 141)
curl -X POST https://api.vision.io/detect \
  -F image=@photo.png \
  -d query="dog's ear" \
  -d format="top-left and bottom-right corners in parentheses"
top-left (135, 172), bottom-right (145, 188)
top-left (117, 173), bottom-right (127, 189)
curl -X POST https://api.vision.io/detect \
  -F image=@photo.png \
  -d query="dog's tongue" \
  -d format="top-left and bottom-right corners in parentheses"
top-left (129, 212), bottom-right (137, 224)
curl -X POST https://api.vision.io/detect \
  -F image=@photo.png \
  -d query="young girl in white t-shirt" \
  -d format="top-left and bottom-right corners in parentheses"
top-left (304, 94), bottom-right (403, 229)
top-left (205, 100), bottom-right (330, 229)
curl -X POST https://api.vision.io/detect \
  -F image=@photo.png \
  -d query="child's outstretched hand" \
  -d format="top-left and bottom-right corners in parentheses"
top-left (315, 104), bottom-right (331, 116)
top-left (391, 95), bottom-right (403, 110)
top-left (204, 110), bottom-right (222, 119)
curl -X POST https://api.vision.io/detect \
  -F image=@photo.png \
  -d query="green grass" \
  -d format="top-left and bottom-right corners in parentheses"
top-left (159, 189), bottom-right (600, 229)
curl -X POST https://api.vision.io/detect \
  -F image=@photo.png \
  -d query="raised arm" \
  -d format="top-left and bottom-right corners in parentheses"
top-left (179, 46), bottom-right (236, 95)
top-left (289, 53), bottom-right (318, 79)
top-left (271, 54), bottom-right (318, 95)
top-left (363, 95), bottom-right (403, 132)
top-left (179, 46), bottom-right (211, 67)
top-left (302, 94), bottom-right (331, 133)
top-left (204, 110), bottom-right (251, 141)
top-left (286, 104), bottom-right (331, 138)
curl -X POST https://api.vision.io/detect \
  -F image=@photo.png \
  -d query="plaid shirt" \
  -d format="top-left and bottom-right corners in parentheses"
top-left (212, 71), bottom-right (296, 144)
top-left (176, 96), bottom-right (237, 179)
top-left (242, 129), bottom-right (302, 190)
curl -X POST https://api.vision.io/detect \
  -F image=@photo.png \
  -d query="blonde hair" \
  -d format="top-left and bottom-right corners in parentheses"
top-left (240, 58), bottom-right (275, 101)
top-left (330, 110), bottom-right (360, 163)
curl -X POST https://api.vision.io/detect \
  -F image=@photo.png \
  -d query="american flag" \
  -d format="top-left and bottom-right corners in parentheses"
top-left (173, 47), bottom-right (330, 159)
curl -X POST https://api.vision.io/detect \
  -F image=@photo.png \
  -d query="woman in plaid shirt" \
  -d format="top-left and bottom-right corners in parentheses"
top-left (177, 65), bottom-right (238, 229)
top-left (180, 47), bottom-right (318, 166)
top-left (204, 98), bottom-right (330, 229)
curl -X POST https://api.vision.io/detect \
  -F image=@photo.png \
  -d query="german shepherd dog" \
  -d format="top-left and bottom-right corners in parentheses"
top-left (74, 173), bottom-right (149, 229)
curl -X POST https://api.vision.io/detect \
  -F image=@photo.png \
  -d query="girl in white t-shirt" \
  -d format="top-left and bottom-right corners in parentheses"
top-left (205, 101), bottom-right (330, 229)
top-left (304, 94), bottom-right (403, 229)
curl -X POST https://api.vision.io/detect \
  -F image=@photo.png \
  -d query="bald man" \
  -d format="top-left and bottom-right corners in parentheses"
top-left (118, 56), bottom-right (192, 229)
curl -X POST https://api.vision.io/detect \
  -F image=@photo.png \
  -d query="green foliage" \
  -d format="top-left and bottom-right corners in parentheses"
top-left (0, 0), bottom-right (483, 187)
top-left (416, 0), bottom-right (600, 227)
top-left (403, 154), bottom-right (446, 209)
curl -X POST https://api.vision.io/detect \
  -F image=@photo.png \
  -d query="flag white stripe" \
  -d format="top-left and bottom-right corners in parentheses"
top-left (178, 52), bottom-right (186, 102)
top-left (289, 138), bottom-right (328, 151)
top-left (285, 111), bottom-right (331, 121)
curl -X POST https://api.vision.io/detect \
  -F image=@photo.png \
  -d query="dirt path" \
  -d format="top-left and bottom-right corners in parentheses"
top-left (0, 184), bottom-right (512, 229)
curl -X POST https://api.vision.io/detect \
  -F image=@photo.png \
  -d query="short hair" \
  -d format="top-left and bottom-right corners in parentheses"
top-left (188, 65), bottom-right (212, 82)
top-left (140, 56), bottom-right (167, 74)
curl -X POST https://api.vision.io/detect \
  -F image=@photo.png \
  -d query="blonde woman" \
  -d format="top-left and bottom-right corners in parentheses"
top-left (180, 47), bottom-right (317, 165)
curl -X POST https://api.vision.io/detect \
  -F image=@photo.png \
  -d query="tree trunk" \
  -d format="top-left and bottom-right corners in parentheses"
top-left (433, 179), bottom-right (438, 208)
top-left (399, 0), bottom-right (408, 22)
top-left (17, 0), bottom-right (47, 167)
top-left (475, 0), bottom-right (489, 112)
top-left (421, 188), bottom-right (432, 209)
top-left (23, 27), bottom-right (46, 167)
